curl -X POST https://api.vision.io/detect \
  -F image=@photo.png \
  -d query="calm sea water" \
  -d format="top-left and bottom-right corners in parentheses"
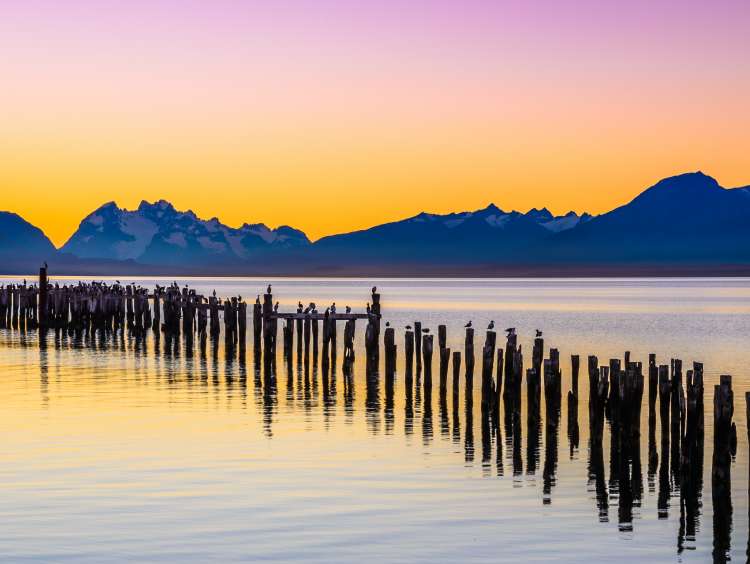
top-left (1, 277), bottom-right (749, 563)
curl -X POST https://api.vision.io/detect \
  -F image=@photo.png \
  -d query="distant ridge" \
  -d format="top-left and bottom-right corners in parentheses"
top-left (1, 172), bottom-right (749, 276)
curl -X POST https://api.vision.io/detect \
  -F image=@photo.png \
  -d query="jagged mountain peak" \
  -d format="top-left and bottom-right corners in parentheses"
top-left (61, 199), bottom-right (309, 263)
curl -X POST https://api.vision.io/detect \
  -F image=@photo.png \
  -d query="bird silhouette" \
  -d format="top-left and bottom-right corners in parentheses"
top-left (505, 327), bottom-right (515, 334)
top-left (536, 329), bottom-right (543, 338)
top-left (372, 286), bottom-right (377, 294)
top-left (488, 320), bottom-right (495, 330)
top-left (345, 306), bottom-right (351, 314)
top-left (267, 284), bottom-right (272, 294)
top-left (422, 328), bottom-right (430, 333)
top-left (405, 325), bottom-right (412, 330)
top-left (464, 321), bottom-right (472, 328)
top-left (386, 321), bottom-right (390, 327)
top-left (274, 301), bottom-right (279, 312)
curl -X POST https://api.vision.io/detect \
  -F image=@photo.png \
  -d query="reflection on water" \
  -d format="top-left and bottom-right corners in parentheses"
top-left (1, 277), bottom-right (750, 562)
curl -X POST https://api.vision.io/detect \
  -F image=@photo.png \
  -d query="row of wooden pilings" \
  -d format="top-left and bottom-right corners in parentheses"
top-left (2, 269), bottom-right (746, 495)
top-left (378, 322), bottom-right (743, 499)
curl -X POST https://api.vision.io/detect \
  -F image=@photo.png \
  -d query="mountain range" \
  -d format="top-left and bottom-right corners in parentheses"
top-left (2, 172), bottom-right (749, 276)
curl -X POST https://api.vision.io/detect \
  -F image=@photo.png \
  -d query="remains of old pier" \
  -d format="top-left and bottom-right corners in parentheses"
top-left (0, 266), bottom-right (745, 500)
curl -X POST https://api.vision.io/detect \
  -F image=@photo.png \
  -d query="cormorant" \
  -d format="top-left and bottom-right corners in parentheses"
top-left (366, 303), bottom-right (371, 314)
top-left (386, 321), bottom-right (390, 327)
top-left (422, 328), bottom-right (430, 333)
top-left (405, 325), bottom-right (412, 330)
top-left (464, 321), bottom-right (472, 328)
top-left (345, 306), bottom-right (351, 314)
top-left (536, 329), bottom-right (543, 338)
top-left (274, 301), bottom-right (279, 312)
top-left (488, 320), bottom-right (495, 330)
top-left (505, 327), bottom-right (515, 334)
top-left (267, 284), bottom-right (272, 294)
top-left (372, 286), bottom-right (377, 294)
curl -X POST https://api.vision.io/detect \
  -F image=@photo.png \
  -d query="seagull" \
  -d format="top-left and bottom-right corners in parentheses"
top-left (488, 321), bottom-right (495, 330)
top-left (536, 329), bottom-right (543, 338)
top-left (464, 321), bottom-right (472, 328)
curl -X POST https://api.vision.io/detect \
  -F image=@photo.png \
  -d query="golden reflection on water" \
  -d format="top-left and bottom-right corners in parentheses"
top-left (1, 277), bottom-right (750, 562)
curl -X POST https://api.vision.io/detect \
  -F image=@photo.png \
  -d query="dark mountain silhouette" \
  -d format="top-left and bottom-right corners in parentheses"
top-left (0, 171), bottom-right (748, 275)
top-left (309, 205), bottom-right (590, 267)
top-left (548, 172), bottom-right (750, 263)
top-left (0, 211), bottom-right (57, 272)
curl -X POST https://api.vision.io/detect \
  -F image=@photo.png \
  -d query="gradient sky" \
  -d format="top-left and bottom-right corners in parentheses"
top-left (1, 0), bottom-right (748, 247)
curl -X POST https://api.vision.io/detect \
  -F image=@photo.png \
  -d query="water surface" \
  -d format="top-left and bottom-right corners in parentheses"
top-left (1, 277), bottom-right (749, 562)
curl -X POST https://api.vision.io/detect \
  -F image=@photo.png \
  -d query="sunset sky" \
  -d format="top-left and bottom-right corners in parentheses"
top-left (1, 0), bottom-right (748, 247)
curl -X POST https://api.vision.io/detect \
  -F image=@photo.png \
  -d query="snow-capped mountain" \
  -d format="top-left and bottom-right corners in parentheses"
top-left (61, 200), bottom-right (310, 265)
top-left (310, 203), bottom-right (591, 265)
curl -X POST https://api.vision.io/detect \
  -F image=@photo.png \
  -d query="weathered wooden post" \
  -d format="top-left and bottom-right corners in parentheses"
top-left (439, 346), bottom-right (450, 397)
top-left (405, 329), bottom-right (415, 375)
top-left (38, 266), bottom-right (48, 328)
top-left (480, 330), bottom-right (496, 410)
top-left (464, 327), bottom-right (474, 374)
top-left (414, 321), bottom-right (422, 369)
top-left (262, 292), bottom-right (274, 360)
top-left (532, 335), bottom-right (543, 380)
top-left (422, 333), bottom-right (433, 385)
top-left (384, 326), bottom-right (396, 374)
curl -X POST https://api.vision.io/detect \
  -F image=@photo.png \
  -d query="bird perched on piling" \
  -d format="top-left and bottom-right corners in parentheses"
top-left (422, 328), bottom-right (430, 333)
top-left (405, 325), bottom-right (412, 330)
top-left (256, 295), bottom-right (260, 304)
top-left (372, 286), bottom-right (377, 294)
top-left (505, 327), bottom-right (515, 334)
top-left (267, 284), bottom-right (272, 294)
top-left (366, 303), bottom-right (371, 314)
top-left (488, 321), bottom-right (495, 330)
top-left (536, 329), bottom-right (543, 338)
top-left (386, 321), bottom-right (390, 327)
top-left (345, 305), bottom-right (351, 314)
top-left (464, 321), bottom-right (472, 328)
top-left (212, 290), bottom-right (217, 298)
top-left (274, 302), bottom-right (279, 312)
